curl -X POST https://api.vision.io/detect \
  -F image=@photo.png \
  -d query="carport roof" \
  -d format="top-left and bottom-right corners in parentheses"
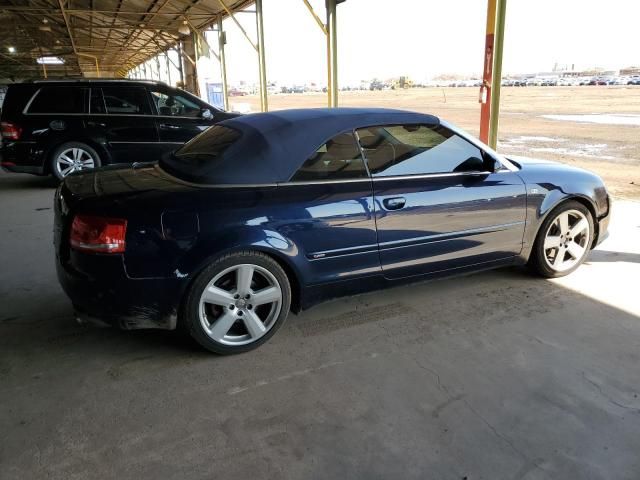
top-left (0, 0), bottom-right (254, 80)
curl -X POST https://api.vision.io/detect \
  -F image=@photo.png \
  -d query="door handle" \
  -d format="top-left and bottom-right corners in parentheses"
top-left (383, 197), bottom-right (406, 210)
top-left (159, 123), bottom-right (180, 130)
top-left (86, 121), bottom-right (106, 128)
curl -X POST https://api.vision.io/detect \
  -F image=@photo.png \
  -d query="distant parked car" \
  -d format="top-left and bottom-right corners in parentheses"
top-left (588, 77), bottom-right (608, 86)
top-left (1, 79), bottom-right (237, 180)
top-left (627, 76), bottom-right (640, 85)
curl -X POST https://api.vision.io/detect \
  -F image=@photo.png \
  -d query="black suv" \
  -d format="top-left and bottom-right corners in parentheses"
top-left (0, 79), bottom-right (236, 179)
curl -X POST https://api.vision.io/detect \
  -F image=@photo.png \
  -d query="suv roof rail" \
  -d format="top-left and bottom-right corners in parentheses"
top-left (26, 78), bottom-right (168, 85)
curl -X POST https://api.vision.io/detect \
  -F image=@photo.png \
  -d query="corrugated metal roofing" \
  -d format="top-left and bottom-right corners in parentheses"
top-left (0, 0), bottom-right (254, 79)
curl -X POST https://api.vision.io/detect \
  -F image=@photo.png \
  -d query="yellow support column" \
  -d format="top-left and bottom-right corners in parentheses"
top-left (326, 0), bottom-right (338, 107)
top-left (217, 16), bottom-right (230, 111)
top-left (488, 0), bottom-right (507, 149)
top-left (255, 0), bottom-right (268, 111)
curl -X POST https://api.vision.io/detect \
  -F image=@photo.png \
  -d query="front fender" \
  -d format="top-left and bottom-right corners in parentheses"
top-left (517, 164), bottom-right (608, 260)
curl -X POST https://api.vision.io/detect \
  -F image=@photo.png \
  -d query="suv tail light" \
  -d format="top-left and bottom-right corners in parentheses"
top-left (70, 214), bottom-right (127, 253)
top-left (1, 121), bottom-right (22, 140)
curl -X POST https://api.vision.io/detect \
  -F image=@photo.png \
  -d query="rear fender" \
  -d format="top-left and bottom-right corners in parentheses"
top-left (173, 226), bottom-right (306, 303)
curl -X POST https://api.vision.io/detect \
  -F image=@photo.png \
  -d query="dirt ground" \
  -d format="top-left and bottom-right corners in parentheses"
top-left (231, 86), bottom-right (640, 200)
top-left (2, 171), bottom-right (640, 479)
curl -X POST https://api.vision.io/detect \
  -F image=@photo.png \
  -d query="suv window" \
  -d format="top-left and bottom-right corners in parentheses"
top-left (149, 89), bottom-right (202, 117)
top-left (101, 86), bottom-right (151, 115)
top-left (356, 124), bottom-right (487, 176)
top-left (89, 88), bottom-right (106, 113)
top-left (291, 132), bottom-right (367, 181)
top-left (28, 86), bottom-right (87, 114)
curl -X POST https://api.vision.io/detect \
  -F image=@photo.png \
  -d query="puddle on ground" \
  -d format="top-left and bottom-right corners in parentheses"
top-left (499, 136), bottom-right (618, 160)
top-left (541, 114), bottom-right (640, 126)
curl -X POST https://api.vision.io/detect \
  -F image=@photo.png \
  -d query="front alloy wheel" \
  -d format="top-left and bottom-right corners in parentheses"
top-left (184, 251), bottom-right (291, 354)
top-left (529, 200), bottom-right (594, 278)
top-left (543, 209), bottom-right (590, 272)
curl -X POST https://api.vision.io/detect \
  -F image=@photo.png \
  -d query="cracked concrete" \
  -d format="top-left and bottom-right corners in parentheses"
top-left (1, 172), bottom-right (639, 480)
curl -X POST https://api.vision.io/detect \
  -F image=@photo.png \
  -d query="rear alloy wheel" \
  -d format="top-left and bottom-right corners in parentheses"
top-left (529, 201), bottom-right (594, 277)
top-left (183, 251), bottom-right (291, 354)
top-left (51, 142), bottom-right (100, 180)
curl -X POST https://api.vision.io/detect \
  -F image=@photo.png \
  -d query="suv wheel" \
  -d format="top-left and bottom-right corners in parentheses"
top-left (51, 142), bottom-right (101, 180)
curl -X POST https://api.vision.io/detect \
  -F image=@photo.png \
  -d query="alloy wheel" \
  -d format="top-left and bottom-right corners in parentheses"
top-left (55, 147), bottom-right (96, 177)
top-left (198, 263), bottom-right (283, 346)
top-left (543, 209), bottom-right (591, 272)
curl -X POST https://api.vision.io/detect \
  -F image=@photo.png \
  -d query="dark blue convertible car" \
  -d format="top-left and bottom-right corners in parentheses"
top-left (54, 108), bottom-right (610, 354)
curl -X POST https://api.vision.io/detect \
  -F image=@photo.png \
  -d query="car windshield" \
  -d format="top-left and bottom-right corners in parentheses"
top-left (159, 125), bottom-right (241, 182)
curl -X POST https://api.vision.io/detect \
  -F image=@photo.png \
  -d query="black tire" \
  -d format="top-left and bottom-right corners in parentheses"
top-left (182, 251), bottom-right (292, 355)
top-left (50, 142), bottom-right (102, 181)
top-left (528, 200), bottom-right (594, 278)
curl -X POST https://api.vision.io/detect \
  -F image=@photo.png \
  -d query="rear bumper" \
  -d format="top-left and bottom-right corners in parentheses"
top-left (1, 162), bottom-right (45, 174)
top-left (56, 250), bottom-right (185, 330)
top-left (1, 142), bottom-right (46, 175)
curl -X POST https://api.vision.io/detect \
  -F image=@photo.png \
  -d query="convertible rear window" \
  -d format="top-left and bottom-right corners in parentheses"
top-left (159, 125), bottom-right (241, 182)
top-left (291, 132), bottom-right (368, 181)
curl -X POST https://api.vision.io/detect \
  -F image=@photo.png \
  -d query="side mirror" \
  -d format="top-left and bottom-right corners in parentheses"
top-left (201, 109), bottom-right (214, 120)
top-left (481, 152), bottom-right (501, 172)
top-left (454, 156), bottom-right (485, 173)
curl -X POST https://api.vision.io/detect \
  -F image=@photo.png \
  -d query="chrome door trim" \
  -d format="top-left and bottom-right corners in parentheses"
top-left (371, 171), bottom-right (500, 182)
top-left (378, 221), bottom-right (526, 251)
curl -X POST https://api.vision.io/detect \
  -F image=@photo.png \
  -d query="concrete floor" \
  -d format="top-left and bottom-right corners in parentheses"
top-left (1, 171), bottom-right (639, 480)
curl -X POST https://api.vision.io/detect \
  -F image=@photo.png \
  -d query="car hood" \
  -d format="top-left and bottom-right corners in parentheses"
top-left (506, 154), bottom-right (562, 167)
top-left (507, 154), bottom-right (605, 182)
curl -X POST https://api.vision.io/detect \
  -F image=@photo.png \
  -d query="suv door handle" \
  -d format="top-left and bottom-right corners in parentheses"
top-left (159, 123), bottom-right (180, 130)
top-left (86, 121), bottom-right (106, 128)
top-left (383, 197), bottom-right (406, 210)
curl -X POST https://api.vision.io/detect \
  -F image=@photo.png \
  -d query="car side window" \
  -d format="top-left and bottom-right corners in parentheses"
top-left (149, 89), bottom-right (201, 117)
top-left (356, 124), bottom-right (487, 176)
top-left (290, 132), bottom-right (368, 181)
top-left (28, 86), bottom-right (87, 114)
top-left (101, 86), bottom-right (151, 115)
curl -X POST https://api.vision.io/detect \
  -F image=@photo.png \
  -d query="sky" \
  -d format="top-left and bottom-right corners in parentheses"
top-left (198, 0), bottom-right (639, 86)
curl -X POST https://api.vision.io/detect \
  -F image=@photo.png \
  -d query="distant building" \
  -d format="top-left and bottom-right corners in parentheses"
top-left (620, 66), bottom-right (640, 76)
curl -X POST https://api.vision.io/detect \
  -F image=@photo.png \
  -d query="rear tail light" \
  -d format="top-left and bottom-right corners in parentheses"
top-left (70, 214), bottom-right (127, 253)
top-left (1, 121), bottom-right (22, 140)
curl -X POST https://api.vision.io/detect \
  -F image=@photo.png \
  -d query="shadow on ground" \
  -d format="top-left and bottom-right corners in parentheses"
top-left (2, 173), bottom-right (640, 480)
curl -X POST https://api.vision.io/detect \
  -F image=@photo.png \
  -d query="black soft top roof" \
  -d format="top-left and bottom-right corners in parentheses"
top-left (178, 108), bottom-right (440, 184)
